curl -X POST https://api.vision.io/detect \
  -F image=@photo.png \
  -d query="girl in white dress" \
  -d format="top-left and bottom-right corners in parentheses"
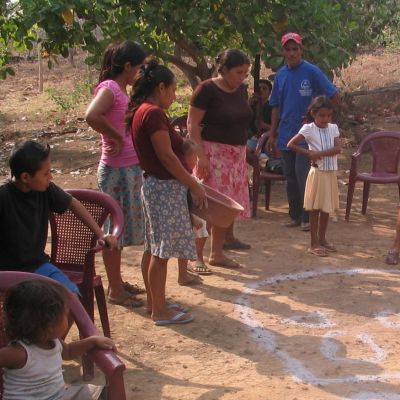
top-left (287, 95), bottom-right (341, 257)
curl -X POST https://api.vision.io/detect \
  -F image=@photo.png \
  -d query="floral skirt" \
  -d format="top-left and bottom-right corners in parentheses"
top-left (98, 162), bottom-right (144, 247)
top-left (194, 140), bottom-right (250, 219)
top-left (304, 167), bottom-right (339, 214)
top-left (142, 176), bottom-right (196, 260)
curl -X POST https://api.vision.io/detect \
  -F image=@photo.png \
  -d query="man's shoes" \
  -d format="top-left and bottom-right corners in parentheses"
top-left (300, 222), bottom-right (310, 231)
top-left (284, 219), bottom-right (301, 227)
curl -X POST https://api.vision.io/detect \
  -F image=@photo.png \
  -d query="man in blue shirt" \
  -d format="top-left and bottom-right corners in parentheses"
top-left (268, 32), bottom-right (340, 230)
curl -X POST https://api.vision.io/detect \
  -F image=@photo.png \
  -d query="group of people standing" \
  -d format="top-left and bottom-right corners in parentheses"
top-left (84, 31), bottom-right (343, 326)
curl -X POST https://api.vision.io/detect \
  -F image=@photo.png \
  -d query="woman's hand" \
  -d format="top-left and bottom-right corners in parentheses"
top-left (196, 156), bottom-right (210, 180)
top-left (190, 181), bottom-right (207, 209)
top-left (109, 135), bottom-right (123, 156)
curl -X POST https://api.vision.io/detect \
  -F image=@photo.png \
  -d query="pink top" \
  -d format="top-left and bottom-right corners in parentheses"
top-left (94, 80), bottom-right (139, 167)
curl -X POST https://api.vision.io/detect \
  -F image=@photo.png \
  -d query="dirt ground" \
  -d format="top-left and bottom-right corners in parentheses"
top-left (1, 50), bottom-right (400, 400)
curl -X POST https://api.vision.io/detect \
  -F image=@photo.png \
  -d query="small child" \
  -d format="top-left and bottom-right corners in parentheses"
top-left (287, 95), bottom-right (341, 257)
top-left (0, 279), bottom-right (115, 399)
top-left (177, 139), bottom-right (212, 285)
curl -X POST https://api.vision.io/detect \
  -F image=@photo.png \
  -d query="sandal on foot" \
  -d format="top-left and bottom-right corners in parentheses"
top-left (321, 243), bottom-right (337, 252)
top-left (108, 291), bottom-right (144, 308)
top-left (154, 312), bottom-right (194, 326)
top-left (123, 281), bottom-right (146, 295)
top-left (208, 257), bottom-right (243, 269)
top-left (146, 303), bottom-right (189, 315)
top-left (223, 238), bottom-right (251, 250)
top-left (386, 250), bottom-right (399, 265)
top-left (178, 273), bottom-right (203, 286)
top-left (307, 247), bottom-right (328, 257)
top-left (191, 261), bottom-right (212, 275)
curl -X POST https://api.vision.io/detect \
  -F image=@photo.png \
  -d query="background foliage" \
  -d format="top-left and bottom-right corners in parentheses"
top-left (1, 0), bottom-right (399, 84)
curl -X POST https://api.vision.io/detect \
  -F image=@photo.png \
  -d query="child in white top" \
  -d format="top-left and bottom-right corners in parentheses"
top-left (0, 280), bottom-right (115, 400)
top-left (287, 95), bottom-right (341, 257)
top-left (177, 139), bottom-right (212, 285)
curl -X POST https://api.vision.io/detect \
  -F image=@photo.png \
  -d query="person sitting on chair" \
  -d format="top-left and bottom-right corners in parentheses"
top-left (0, 140), bottom-right (118, 294)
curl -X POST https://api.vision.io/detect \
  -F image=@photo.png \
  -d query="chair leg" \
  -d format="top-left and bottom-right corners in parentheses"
top-left (80, 287), bottom-right (95, 380)
top-left (345, 177), bottom-right (356, 221)
top-left (94, 284), bottom-right (111, 338)
top-left (265, 181), bottom-right (272, 210)
top-left (252, 179), bottom-right (260, 218)
top-left (361, 182), bottom-right (370, 215)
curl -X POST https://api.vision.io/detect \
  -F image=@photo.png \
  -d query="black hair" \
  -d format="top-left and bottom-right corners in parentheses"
top-left (305, 95), bottom-right (334, 123)
top-left (4, 280), bottom-right (68, 344)
top-left (126, 59), bottom-right (175, 128)
top-left (259, 79), bottom-right (272, 92)
top-left (98, 40), bottom-right (147, 84)
top-left (9, 140), bottom-right (50, 179)
top-left (215, 49), bottom-right (250, 73)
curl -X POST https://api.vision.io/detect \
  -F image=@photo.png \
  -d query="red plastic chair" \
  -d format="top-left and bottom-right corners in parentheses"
top-left (248, 132), bottom-right (286, 217)
top-left (0, 271), bottom-right (126, 400)
top-left (170, 114), bottom-right (188, 137)
top-left (345, 131), bottom-right (400, 221)
top-left (49, 189), bottom-right (124, 378)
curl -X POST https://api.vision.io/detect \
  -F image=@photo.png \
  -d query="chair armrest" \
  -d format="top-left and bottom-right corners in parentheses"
top-left (255, 131), bottom-right (270, 156)
top-left (89, 348), bottom-right (126, 376)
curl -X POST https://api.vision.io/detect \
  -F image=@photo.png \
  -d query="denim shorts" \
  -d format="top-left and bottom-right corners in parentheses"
top-left (34, 262), bottom-right (80, 294)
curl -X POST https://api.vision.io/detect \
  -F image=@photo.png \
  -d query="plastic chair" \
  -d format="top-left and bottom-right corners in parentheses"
top-left (49, 189), bottom-right (124, 378)
top-left (0, 271), bottom-right (126, 400)
top-left (248, 132), bottom-right (286, 217)
top-left (345, 131), bottom-right (400, 221)
top-left (170, 114), bottom-right (188, 137)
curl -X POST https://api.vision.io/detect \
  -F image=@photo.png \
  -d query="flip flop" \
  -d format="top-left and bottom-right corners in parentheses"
top-left (191, 261), bottom-right (213, 275)
top-left (208, 257), bottom-right (243, 269)
top-left (154, 312), bottom-right (194, 326)
top-left (108, 291), bottom-right (144, 308)
top-left (146, 303), bottom-right (190, 315)
top-left (321, 243), bottom-right (337, 252)
top-left (223, 238), bottom-right (251, 250)
top-left (386, 250), bottom-right (399, 265)
top-left (307, 247), bottom-right (328, 257)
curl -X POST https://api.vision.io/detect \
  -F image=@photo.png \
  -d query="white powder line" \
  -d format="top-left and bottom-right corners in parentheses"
top-left (234, 267), bottom-right (400, 386)
top-left (346, 392), bottom-right (400, 400)
top-left (374, 310), bottom-right (400, 329)
top-left (282, 310), bottom-right (336, 329)
top-left (320, 331), bottom-right (386, 363)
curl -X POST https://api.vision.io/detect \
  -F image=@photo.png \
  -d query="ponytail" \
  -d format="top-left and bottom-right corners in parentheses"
top-left (126, 60), bottom-right (175, 130)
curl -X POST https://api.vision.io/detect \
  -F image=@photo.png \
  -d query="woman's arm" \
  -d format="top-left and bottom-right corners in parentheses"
top-left (151, 130), bottom-right (206, 208)
top-left (69, 197), bottom-right (118, 249)
top-left (85, 88), bottom-right (123, 156)
top-left (187, 105), bottom-right (209, 180)
top-left (62, 336), bottom-right (114, 360)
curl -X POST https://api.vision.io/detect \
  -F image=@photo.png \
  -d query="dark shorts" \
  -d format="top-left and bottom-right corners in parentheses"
top-left (34, 262), bottom-right (80, 294)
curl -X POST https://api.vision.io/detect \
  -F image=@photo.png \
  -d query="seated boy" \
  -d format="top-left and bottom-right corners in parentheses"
top-left (0, 140), bottom-right (118, 294)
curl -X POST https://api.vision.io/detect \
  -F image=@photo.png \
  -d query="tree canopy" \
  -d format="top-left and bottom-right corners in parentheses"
top-left (1, 0), bottom-right (399, 84)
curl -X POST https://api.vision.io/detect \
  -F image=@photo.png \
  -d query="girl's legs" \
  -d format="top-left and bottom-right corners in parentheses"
top-left (141, 250), bottom-right (151, 309)
top-left (195, 237), bottom-right (207, 262)
top-left (309, 210), bottom-right (320, 250)
top-left (177, 258), bottom-right (201, 285)
top-left (318, 211), bottom-right (330, 247)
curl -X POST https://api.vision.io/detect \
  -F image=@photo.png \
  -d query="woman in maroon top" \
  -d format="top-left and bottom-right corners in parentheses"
top-left (188, 49), bottom-right (252, 269)
top-left (127, 60), bottom-right (206, 325)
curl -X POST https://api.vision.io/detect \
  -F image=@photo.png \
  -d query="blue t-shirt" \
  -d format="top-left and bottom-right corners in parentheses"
top-left (269, 60), bottom-right (337, 150)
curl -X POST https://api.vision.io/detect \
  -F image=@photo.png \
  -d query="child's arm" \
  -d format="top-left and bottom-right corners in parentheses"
top-left (288, 135), bottom-right (341, 160)
top-left (287, 133), bottom-right (310, 156)
top-left (0, 343), bottom-right (27, 369)
top-left (61, 335), bottom-right (115, 361)
top-left (68, 197), bottom-right (118, 249)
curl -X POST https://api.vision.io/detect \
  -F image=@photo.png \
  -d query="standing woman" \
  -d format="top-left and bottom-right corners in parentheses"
top-left (128, 60), bottom-right (206, 325)
top-left (85, 41), bottom-right (147, 307)
top-left (188, 49), bottom-right (252, 268)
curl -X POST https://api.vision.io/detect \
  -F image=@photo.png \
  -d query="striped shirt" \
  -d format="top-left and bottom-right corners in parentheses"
top-left (299, 122), bottom-right (339, 171)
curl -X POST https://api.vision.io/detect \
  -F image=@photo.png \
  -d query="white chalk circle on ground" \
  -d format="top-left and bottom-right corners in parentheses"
top-left (374, 310), bottom-right (400, 329)
top-left (234, 267), bottom-right (400, 387)
top-left (282, 310), bottom-right (335, 329)
top-left (346, 392), bottom-right (400, 400)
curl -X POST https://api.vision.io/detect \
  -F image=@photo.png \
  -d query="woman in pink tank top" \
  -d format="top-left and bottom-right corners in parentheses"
top-left (85, 41), bottom-right (147, 308)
